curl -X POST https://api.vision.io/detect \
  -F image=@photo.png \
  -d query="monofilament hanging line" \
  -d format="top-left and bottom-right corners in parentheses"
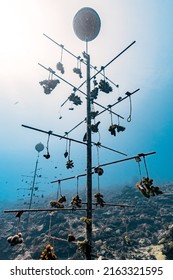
top-left (68, 140), bottom-right (72, 161)
top-left (127, 94), bottom-right (132, 122)
top-left (77, 56), bottom-right (82, 72)
top-left (135, 156), bottom-right (142, 182)
top-left (47, 133), bottom-right (51, 149)
top-left (48, 212), bottom-right (55, 249)
top-left (48, 70), bottom-right (51, 81)
top-left (96, 144), bottom-right (100, 167)
top-left (102, 66), bottom-right (106, 81)
top-left (45, 130), bottom-right (52, 157)
top-left (76, 176), bottom-right (79, 195)
top-left (143, 155), bottom-right (149, 178)
top-left (16, 216), bottom-right (21, 234)
top-left (64, 134), bottom-right (68, 155)
top-left (56, 180), bottom-right (62, 199)
top-left (48, 68), bottom-right (55, 82)
top-left (109, 105), bottom-right (113, 126)
top-left (60, 45), bottom-right (64, 63)
top-left (97, 170), bottom-right (101, 193)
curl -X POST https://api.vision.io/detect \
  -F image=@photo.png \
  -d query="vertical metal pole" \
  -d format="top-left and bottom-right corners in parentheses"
top-left (85, 51), bottom-right (92, 259)
top-left (27, 153), bottom-right (39, 225)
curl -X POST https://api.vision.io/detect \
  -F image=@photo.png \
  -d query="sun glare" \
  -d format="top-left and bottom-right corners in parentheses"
top-left (0, 2), bottom-right (30, 60)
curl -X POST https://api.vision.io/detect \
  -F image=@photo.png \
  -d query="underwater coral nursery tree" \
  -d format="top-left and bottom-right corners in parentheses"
top-left (4, 7), bottom-right (163, 260)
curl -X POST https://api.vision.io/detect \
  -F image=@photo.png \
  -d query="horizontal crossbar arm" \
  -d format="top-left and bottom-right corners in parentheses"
top-left (38, 63), bottom-right (124, 119)
top-left (95, 151), bottom-right (156, 168)
top-left (4, 208), bottom-right (88, 214)
top-left (43, 33), bottom-right (119, 87)
top-left (21, 124), bottom-right (87, 146)
top-left (51, 151), bottom-right (156, 184)
top-left (82, 202), bottom-right (135, 208)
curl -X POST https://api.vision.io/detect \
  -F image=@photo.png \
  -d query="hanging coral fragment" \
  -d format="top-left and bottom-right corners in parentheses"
top-left (43, 153), bottom-right (50, 159)
top-left (108, 124), bottom-right (117, 136)
top-left (91, 121), bottom-right (100, 133)
top-left (136, 177), bottom-right (163, 198)
top-left (39, 79), bottom-right (60, 95)
top-left (80, 217), bottom-right (92, 225)
top-left (83, 121), bottom-right (100, 141)
top-left (58, 195), bottom-right (66, 203)
top-left (90, 87), bottom-right (99, 100)
top-left (94, 192), bottom-right (105, 207)
top-left (43, 131), bottom-right (52, 159)
top-left (94, 166), bottom-right (104, 176)
top-left (50, 181), bottom-right (66, 207)
top-left (64, 151), bottom-right (68, 158)
top-left (39, 69), bottom-right (60, 95)
top-left (7, 232), bottom-right (23, 246)
top-left (117, 125), bottom-right (126, 132)
top-left (91, 110), bottom-right (99, 119)
top-left (93, 76), bottom-right (98, 86)
top-left (67, 234), bottom-right (76, 242)
top-left (56, 62), bottom-right (65, 74)
top-left (66, 159), bottom-right (74, 169)
top-left (99, 79), bottom-right (112, 94)
top-left (108, 108), bottom-right (125, 136)
top-left (91, 103), bottom-right (99, 120)
top-left (50, 193), bottom-right (66, 208)
top-left (65, 140), bottom-right (74, 169)
top-left (108, 124), bottom-right (126, 136)
top-left (73, 56), bottom-right (83, 78)
top-left (56, 44), bottom-right (65, 74)
top-left (49, 200), bottom-right (64, 208)
top-left (64, 137), bottom-right (69, 158)
top-left (68, 92), bottom-right (82, 106)
top-left (73, 67), bottom-right (83, 78)
top-left (77, 239), bottom-right (89, 254)
top-left (98, 66), bottom-right (113, 94)
top-left (40, 244), bottom-right (57, 260)
top-left (71, 194), bottom-right (82, 208)
top-left (135, 155), bottom-right (163, 198)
